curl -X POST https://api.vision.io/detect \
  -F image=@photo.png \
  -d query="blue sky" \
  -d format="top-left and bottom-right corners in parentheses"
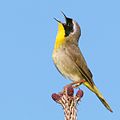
top-left (0, 0), bottom-right (120, 120)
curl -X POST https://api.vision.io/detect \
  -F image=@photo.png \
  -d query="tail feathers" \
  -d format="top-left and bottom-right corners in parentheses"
top-left (83, 82), bottom-right (113, 112)
top-left (93, 85), bottom-right (113, 112)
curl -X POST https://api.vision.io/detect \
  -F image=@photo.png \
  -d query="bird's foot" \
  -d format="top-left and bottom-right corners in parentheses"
top-left (63, 80), bottom-right (85, 92)
top-left (73, 79), bottom-right (86, 88)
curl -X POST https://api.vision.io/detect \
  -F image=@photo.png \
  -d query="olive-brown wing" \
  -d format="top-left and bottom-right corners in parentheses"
top-left (65, 44), bottom-right (94, 86)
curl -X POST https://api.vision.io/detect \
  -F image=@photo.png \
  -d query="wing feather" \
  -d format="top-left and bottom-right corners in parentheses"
top-left (65, 43), bottom-right (94, 86)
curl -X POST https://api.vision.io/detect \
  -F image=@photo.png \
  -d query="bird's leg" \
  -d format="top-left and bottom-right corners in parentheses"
top-left (64, 80), bottom-right (85, 91)
top-left (71, 79), bottom-right (85, 88)
top-left (71, 79), bottom-right (86, 88)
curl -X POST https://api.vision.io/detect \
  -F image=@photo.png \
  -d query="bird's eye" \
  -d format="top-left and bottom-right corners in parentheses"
top-left (68, 23), bottom-right (70, 26)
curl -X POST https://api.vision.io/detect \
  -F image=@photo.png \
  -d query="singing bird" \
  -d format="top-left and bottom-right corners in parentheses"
top-left (52, 12), bottom-right (112, 112)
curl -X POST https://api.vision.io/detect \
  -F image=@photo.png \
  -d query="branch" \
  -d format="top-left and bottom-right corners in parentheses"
top-left (52, 85), bottom-right (84, 120)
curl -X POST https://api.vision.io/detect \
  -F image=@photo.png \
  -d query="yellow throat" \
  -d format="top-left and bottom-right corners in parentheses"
top-left (54, 22), bottom-right (65, 50)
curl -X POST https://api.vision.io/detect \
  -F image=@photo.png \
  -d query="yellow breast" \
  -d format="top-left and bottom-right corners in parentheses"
top-left (54, 23), bottom-right (65, 50)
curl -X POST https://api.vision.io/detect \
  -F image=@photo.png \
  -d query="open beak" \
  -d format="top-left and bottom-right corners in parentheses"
top-left (54, 12), bottom-right (73, 36)
top-left (54, 11), bottom-right (71, 25)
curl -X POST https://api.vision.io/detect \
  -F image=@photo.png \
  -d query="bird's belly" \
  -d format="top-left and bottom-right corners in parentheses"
top-left (52, 50), bottom-right (83, 82)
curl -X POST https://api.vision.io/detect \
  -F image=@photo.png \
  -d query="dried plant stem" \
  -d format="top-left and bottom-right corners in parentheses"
top-left (52, 85), bottom-right (83, 120)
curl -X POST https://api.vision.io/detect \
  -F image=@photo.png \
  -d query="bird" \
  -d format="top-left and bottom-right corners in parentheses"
top-left (52, 12), bottom-right (112, 112)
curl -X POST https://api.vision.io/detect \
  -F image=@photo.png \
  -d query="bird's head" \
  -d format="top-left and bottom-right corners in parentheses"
top-left (54, 12), bottom-right (81, 49)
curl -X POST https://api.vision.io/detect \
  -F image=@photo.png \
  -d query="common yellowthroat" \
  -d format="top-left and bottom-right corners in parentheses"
top-left (52, 12), bottom-right (112, 112)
